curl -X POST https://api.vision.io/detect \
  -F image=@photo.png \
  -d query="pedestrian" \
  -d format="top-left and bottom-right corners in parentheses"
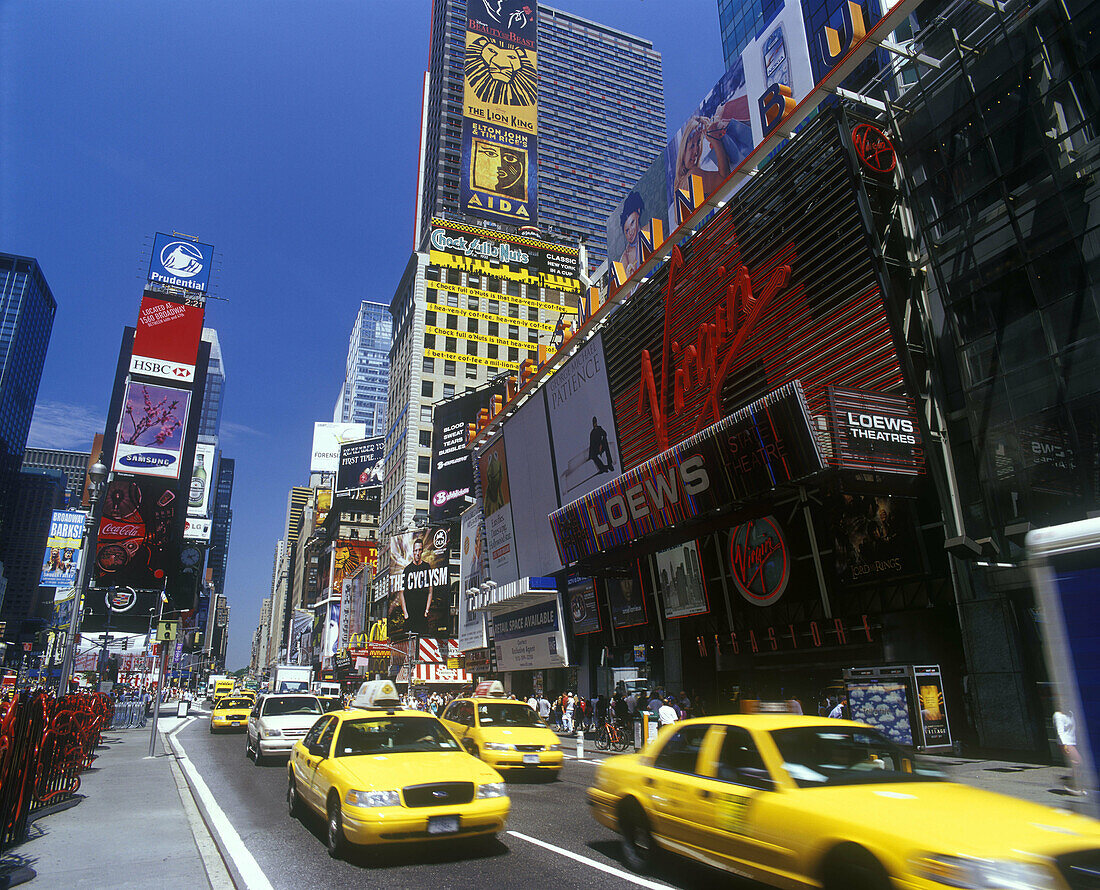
top-left (624, 689), bottom-right (637, 715)
top-left (827, 697), bottom-right (848, 720)
top-left (658, 697), bottom-right (678, 727)
top-left (527, 693), bottom-right (538, 710)
top-left (1055, 710), bottom-right (1084, 795)
top-left (563, 692), bottom-right (575, 733)
top-left (647, 690), bottom-right (662, 714)
top-left (678, 691), bottom-right (691, 719)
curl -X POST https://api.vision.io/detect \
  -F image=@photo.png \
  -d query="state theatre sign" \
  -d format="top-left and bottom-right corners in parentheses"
top-left (550, 381), bottom-right (825, 565)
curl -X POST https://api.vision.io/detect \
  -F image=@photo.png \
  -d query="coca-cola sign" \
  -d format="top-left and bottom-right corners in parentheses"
top-left (728, 516), bottom-right (790, 607)
top-left (95, 476), bottom-right (179, 591)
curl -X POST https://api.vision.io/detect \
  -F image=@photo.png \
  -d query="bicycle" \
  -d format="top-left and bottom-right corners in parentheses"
top-left (594, 719), bottom-right (632, 752)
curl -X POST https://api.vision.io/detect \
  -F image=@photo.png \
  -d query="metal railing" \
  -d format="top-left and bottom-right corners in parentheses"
top-left (108, 700), bottom-right (148, 729)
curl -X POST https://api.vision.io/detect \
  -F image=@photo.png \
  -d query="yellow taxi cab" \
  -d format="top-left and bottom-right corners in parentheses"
top-left (440, 681), bottom-right (563, 775)
top-left (287, 680), bottom-right (509, 859)
top-left (209, 695), bottom-right (254, 733)
top-left (588, 714), bottom-right (1100, 889)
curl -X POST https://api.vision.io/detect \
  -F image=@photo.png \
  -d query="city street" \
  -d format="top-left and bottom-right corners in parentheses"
top-left (173, 713), bottom-right (764, 890)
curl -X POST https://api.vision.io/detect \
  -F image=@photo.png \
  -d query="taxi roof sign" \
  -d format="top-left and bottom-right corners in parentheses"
top-left (474, 680), bottom-right (505, 698)
top-left (352, 680), bottom-right (401, 710)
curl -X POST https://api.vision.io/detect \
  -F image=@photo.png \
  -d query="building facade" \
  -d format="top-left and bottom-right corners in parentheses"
top-left (207, 457), bottom-right (234, 599)
top-left (335, 301), bottom-right (391, 436)
top-left (197, 328), bottom-right (225, 442)
top-left (22, 447), bottom-right (91, 508)
top-left (415, 1), bottom-right (666, 272)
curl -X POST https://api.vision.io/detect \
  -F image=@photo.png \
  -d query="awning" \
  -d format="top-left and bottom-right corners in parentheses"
top-left (399, 663), bottom-right (471, 685)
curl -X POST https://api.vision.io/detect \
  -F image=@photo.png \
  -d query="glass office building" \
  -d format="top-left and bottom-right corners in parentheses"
top-left (208, 457), bottom-right (234, 601)
top-left (416, 1), bottom-right (666, 272)
top-left (335, 300), bottom-right (391, 437)
top-left (198, 328), bottom-right (224, 442)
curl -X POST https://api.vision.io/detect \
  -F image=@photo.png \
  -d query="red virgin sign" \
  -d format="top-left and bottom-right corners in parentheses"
top-left (729, 516), bottom-right (790, 606)
top-left (852, 124), bottom-right (897, 174)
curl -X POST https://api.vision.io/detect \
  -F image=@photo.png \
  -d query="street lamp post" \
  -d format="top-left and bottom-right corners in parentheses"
top-left (57, 458), bottom-right (109, 696)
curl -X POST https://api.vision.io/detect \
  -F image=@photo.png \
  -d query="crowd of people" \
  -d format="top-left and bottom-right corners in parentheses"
top-left (521, 688), bottom-right (704, 732)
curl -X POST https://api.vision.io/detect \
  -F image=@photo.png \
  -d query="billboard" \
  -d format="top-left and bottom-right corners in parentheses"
top-left (183, 516), bottom-right (212, 541)
top-left (40, 510), bottom-right (85, 587)
top-left (112, 382), bottom-right (191, 480)
top-left (478, 435), bottom-right (519, 582)
top-left (187, 443), bottom-right (217, 516)
top-left (130, 294), bottom-right (206, 384)
top-left (386, 527), bottom-right (454, 641)
top-left (565, 576), bottom-right (601, 635)
top-left (148, 233), bottom-right (215, 293)
top-left (82, 585), bottom-right (166, 634)
top-left (460, 0), bottom-right (538, 225)
top-left (827, 387), bottom-right (925, 476)
top-left (491, 598), bottom-right (567, 672)
top-left (546, 332), bottom-right (622, 504)
top-left (430, 383), bottom-right (506, 522)
top-left (336, 437), bottom-right (384, 495)
top-left (655, 540), bottom-right (710, 619)
top-left (606, 154), bottom-right (669, 285)
top-left (312, 422), bottom-right (367, 474)
top-left (94, 475), bottom-right (180, 590)
top-left (605, 576), bottom-right (647, 629)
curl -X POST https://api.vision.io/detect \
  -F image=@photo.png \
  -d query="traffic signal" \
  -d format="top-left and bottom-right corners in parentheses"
top-left (181, 630), bottom-right (204, 653)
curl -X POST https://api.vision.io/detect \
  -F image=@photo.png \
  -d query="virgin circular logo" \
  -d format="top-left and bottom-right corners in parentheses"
top-left (852, 123), bottom-right (897, 175)
top-left (159, 241), bottom-right (204, 278)
top-left (729, 516), bottom-right (790, 606)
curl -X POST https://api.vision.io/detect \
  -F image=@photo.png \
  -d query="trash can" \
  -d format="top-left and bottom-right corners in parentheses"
top-left (176, 699), bottom-right (189, 718)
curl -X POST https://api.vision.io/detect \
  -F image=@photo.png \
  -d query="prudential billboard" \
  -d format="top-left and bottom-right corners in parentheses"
top-left (148, 233), bottom-right (214, 293)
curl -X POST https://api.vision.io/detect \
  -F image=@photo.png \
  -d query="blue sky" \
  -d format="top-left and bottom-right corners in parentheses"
top-left (2, 1), bottom-right (725, 669)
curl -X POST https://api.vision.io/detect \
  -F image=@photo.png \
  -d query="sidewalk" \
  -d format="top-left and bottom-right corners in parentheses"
top-left (12, 714), bottom-right (232, 889)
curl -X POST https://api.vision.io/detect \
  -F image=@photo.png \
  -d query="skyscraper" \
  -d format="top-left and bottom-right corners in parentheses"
top-left (0, 254), bottom-right (57, 531)
top-left (717, 0), bottom-right (766, 65)
top-left (415, 1), bottom-right (666, 272)
top-left (198, 328), bottom-right (224, 442)
top-left (22, 447), bottom-right (91, 508)
top-left (207, 457), bottom-right (234, 597)
top-left (334, 301), bottom-right (391, 436)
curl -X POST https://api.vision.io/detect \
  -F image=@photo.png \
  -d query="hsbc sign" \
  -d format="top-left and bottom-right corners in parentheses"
top-left (129, 355), bottom-right (195, 383)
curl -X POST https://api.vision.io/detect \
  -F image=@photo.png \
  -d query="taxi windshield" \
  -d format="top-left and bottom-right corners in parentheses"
top-left (261, 696), bottom-right (321, 717)
top-left (216, 698), bottom-right (252, 709)
top-left (771, 726), bottom-right (944, 788)
top-left (477, 703), bottom-right (546, 728)
top-left (335, 717), bottom-right (461, 756)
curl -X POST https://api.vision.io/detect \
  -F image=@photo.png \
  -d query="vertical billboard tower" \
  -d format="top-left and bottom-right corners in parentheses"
top-left (460, 0), bottom-right (539, 226)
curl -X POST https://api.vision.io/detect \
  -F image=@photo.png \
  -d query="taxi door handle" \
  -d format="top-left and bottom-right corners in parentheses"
top-left (697, 788), bottom-right (710, 799)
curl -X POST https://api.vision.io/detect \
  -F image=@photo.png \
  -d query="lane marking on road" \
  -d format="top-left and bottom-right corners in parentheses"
top-left (169, 728), bottom-right (275, 890)
top-left (166, 734), bottom-right (235, 889)
top-left (507, 830), bottom-right (675, 890)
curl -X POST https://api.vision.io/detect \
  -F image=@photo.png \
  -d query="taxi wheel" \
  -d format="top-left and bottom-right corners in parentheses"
top-left (619, 799), bottom-right (658, 874)
top-left (287, 778), bottom-right (303, 820)
top-left (822, 844), bottom-right (891, 890)
top-left (326, 796), bottom-right (349, 859)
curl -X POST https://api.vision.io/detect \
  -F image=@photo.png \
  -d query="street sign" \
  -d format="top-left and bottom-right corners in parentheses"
top-left (157, 621), bottom-right (179, 642)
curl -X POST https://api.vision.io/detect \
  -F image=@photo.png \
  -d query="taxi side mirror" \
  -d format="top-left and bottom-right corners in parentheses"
top-left (308, 741), bottom-right (327, 759)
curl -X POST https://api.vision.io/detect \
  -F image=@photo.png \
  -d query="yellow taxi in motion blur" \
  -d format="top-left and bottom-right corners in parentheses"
top-left (588, 715), bottom-right (1100, 889)
top-left (441, 681), bottom-right (563, 775)
top-left (287, 680), bottom-right (509, 859)
top-left (209, 695), bottom-right (254, 733)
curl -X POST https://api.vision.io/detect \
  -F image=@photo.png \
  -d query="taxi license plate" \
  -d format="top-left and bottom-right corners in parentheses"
top-left (231, 721), bottom-right (241, 726)
top-left (427, 815), bottom-right (459, 835)
top-left (523, 753), bottom-right (540, 764)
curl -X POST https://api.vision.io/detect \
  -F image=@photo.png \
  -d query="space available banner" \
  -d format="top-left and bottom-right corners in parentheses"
top-left (336, 436), bottom-right (385, 494)
top-left (148, 233), bottom-right (214, 293)
top-left (546, 333), bottom-right (622, 505)
top-left (430, 383), bottom-right (505, 522)
top-left (94, 475), bottom-right (180, 591)
top-left (491, 598), bottom-right (567, 672)
top-left (112, 382), bottom-right (191, 480)
top-left (130, 293), bottom-right (206, 384)
top-left (478, 435), bottom-right (520, 583)
top-left (41, 510), bottom-right (85, 587)
top-left (460, 0), bottom-right (538, 225)
top-left (386, 527), bottom-right (454, 641)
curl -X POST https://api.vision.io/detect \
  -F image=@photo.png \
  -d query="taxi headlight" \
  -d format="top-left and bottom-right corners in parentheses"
top-left (910, 853), bottom-right (1057, 889)
top-left (260, 727), bottom-right (282, 738)
top-left (476, 782), bottom-right (507, 799)
top-left (546, 744), bottom-right (561, 751)
top-left (346, 789), bottom-right (400, 808)
top-left (483, 742), bottom-right (515, 751)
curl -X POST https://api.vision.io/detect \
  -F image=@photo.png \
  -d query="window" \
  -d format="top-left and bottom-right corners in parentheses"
top-left (467, 296), bottom-right (479, 310)
top-left (653, 725), bottom-right (711, 775)
top-left (443, 383), bottom-right (455, 397)
top-left (770, 727), bottom-right (936, 788)
top-left (445, 337), bottom-right (457, 352)
top-left (318, 717), bottom-right (338, 753)
top-left (508, 303), bottom-right (519, 318)
top-left (419, 430), bottom-right (432, 447)
top-left (422, 357), bottom-right (434, 373)
top-left (444, 359), bottom-right (456, 377)
top-left (488, 299), bottom-right (499, 315)
top-left (421, 381), bottom-right (433, 397)
top-left (507, 279), bottom-right (520, 297)
top-left (335, 717), bottom-right (460, 756)
top-left (508, 325), bottom-right (519, 340)
top-left (419, 406), bottom-right (433, 423)
top-left (466, 341), bottom-right (478, 356)
top-left (488, 344), bottom-right (498, 359)
top-left (715, 727), bottom-right (774, 791)
top-left (466, 364), bottom-right (478, 380)
top-left (467, 317), bottom-right (479, 333)
top-left (488, 322), bottom-right (499, 337)
top-left (416, 481), bottom-right (429, 500)
top-left (528, 306), bottom-right (539, 322)
top-left (303, 716), bottom-right (333, 748)
top-left (425, 311), bottom-right (437, 326)
top-left (508, 347), bottom-right (519, 363)
top-left (418, 456), bottom-right (430, 474)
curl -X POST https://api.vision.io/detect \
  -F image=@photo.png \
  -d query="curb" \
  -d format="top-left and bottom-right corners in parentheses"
top-left (162, 725), bottom-right (243, 889)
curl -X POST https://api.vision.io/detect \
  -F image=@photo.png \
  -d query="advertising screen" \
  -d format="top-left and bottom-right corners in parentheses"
top-left (387, 527), bottom-right (454, 641)
top-left (336, 437), bottom-right (384, 495)
top-left (478, 435), bottom-right (519, 583)
top-left (428, 219), bottom-right (580, 290)
top-left (458, 509), bottom-right (490, 652)
top-left (846, 680), bottom-right (914, 747)
top-left (40, 510), bottom-right (85, 587)
top-left (915, 666), bottom-right (952, 748)
top-left (430, 383), bottom-right (505, 522)
top-left (565, 576), bottom-right (601, 635)
top-left (94, 475), bottom-right (180, 591)
top-left (148, 233), bottom-right (215, 292)
top-left (605, 576), bottom-right (647, 629)
top-left (186, 443), bottom-right (217, 517)
top-left (830, 493), bottom-right (923, 587)
top-left (112, 382), bottom-right (191, 480)
top-left (460, 0), bottom-right (538, 225)
top-left (82, 585), bottom-right (166, 634)
top-left (312, 422), bottom-right (367, 474)
top-left (655, 540), bottom-right (710, 619)
top-left (130, 293), bottom-right (206, 384)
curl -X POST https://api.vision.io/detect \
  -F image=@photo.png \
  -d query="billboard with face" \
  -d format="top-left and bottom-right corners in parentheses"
top-left (112, 382), bottom-right (191, 480)
top-left (41, 510), bottom-right (85, 588)
top-left (477, 436), bottom-right (519, 583)
top-left (387, 527), bottom-right (454, 641)
top-left (606, 154), bottom-right (669, 284)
